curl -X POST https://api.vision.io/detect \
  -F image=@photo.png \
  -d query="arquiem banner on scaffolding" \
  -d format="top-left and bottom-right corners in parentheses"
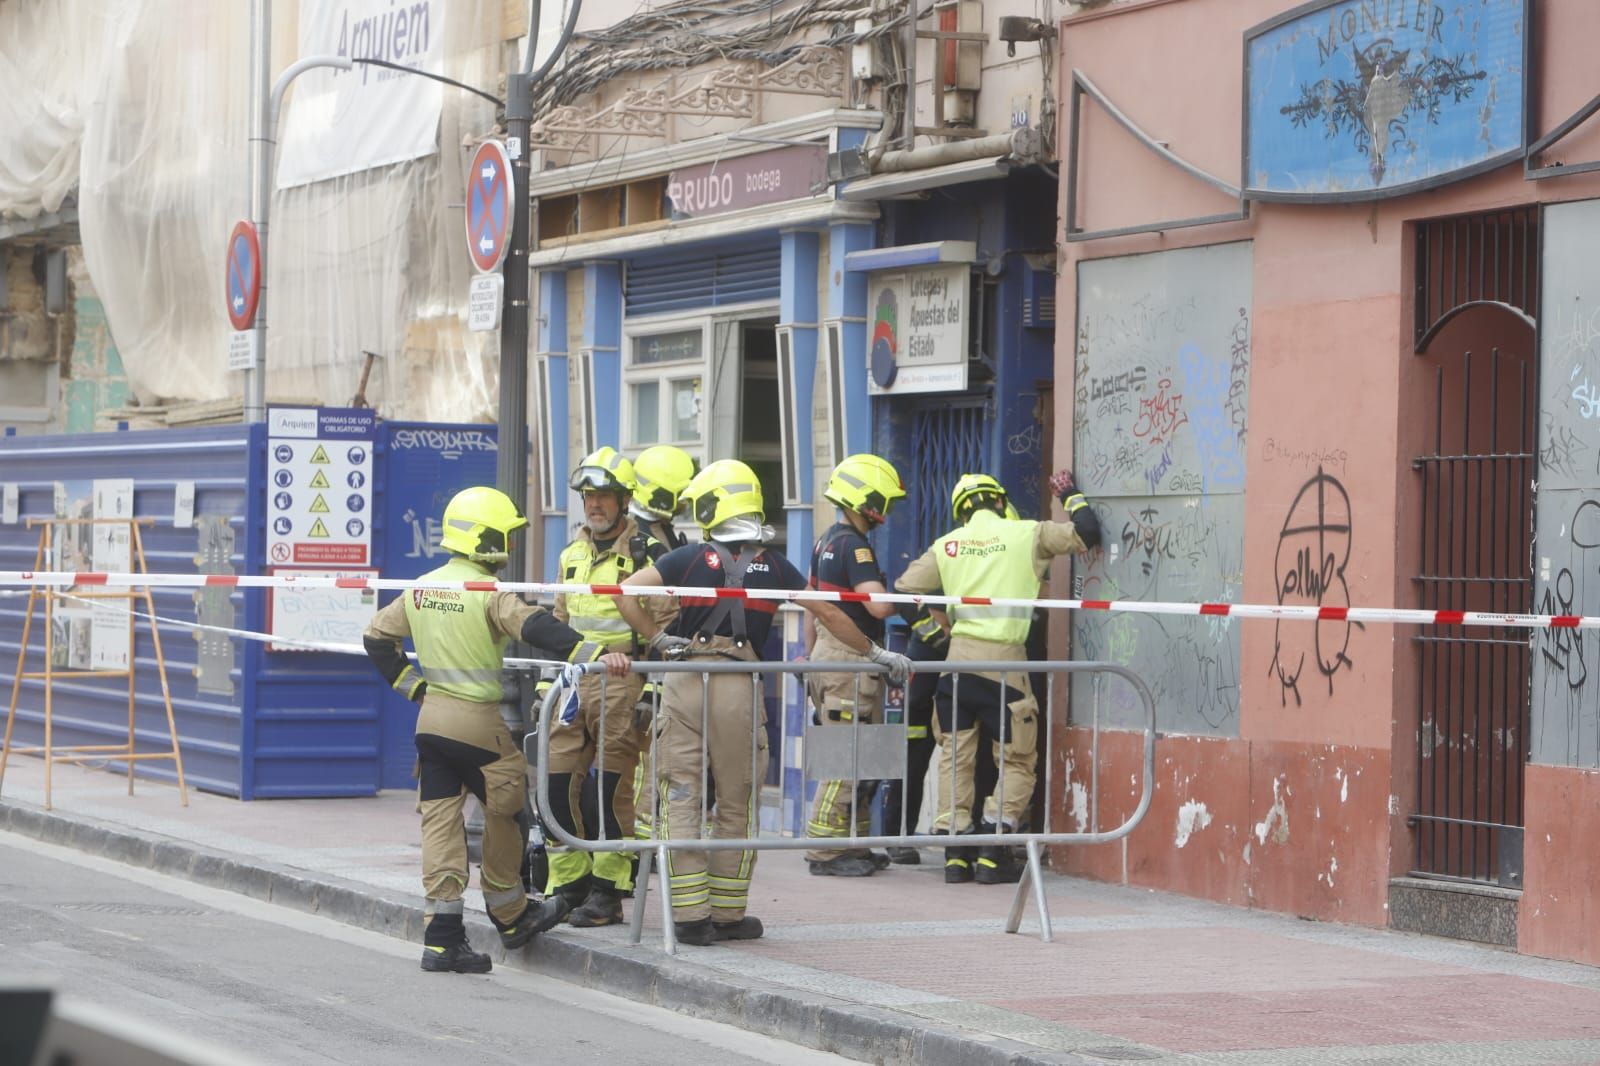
top-left (276, 0), bottom-right (444, 188)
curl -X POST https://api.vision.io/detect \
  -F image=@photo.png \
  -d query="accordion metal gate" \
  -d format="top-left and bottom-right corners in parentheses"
top-left (908, 400), bottom-right (990, 551)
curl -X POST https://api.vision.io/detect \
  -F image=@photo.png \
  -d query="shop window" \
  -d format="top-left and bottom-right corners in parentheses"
top-left (623, 322), bottom-right (708, 454)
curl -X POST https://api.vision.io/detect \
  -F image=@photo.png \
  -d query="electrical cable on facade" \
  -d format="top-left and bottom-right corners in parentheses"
top-left (527, 0), bottom-right (905, 124)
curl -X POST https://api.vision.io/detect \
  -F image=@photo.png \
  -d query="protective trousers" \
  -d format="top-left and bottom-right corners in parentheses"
top-left (415, 694), bottom-right (530, 933)
top-left (545, 670), bottom-right (643, 893)
top-left (803, 628), bottom-right (882, 862)
top-left (657, 637), bottom-right (768, 924)
top-left (930, 672), bottom-right (1038, 833)
top-left (631, 711), bottom-right (661, 840)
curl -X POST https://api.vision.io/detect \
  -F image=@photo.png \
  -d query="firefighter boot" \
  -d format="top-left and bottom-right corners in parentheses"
top-left (493, 895), bottom-right (571, 950)
top-left (550, 872), bottom-right (592, 917)
top-left (568, 881), bottom-right (625, 928)
top-left (975, 846), bottom-right (1026, 884)
top-left (808, 853), bottom-right (878, 877)
top-left (944, 848), bottom-right (976, 883)
top-left (674, 918), bottom-right (717, 947)
top-left (420, 914), bottom-right (491, 974)
top-left (712, 916), bottom-right (764, 941)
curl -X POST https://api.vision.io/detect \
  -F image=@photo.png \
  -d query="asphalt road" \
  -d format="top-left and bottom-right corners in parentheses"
top-left (0, 833), bottom-right (849, 1066)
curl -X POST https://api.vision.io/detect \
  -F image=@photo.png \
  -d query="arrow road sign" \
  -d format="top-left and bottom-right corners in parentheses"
top-left (226, 221), bottom-right (262, 331)
top-left (466, 140), bottom-right (514, 274)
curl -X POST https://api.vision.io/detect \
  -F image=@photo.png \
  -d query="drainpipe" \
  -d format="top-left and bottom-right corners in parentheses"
top-left (873, 127), bottom-right (1044, 173)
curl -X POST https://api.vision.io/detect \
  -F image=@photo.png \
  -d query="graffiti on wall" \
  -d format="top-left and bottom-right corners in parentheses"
top-left (1269, 467), bottom-right (1362, 707)
top-left (1073, 496), bottom-right (1244, 731)
top-left (1532, 198), bottom-right (1600, 769)
top-left (1071, 242), bottom-right (1252, 735)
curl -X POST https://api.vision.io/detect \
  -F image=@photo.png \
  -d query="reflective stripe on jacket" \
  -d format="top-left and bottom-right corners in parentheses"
top-left (930, 509), bottom-right (1041, 646)
top-left (402, 556), bottom-right (506, 703)
top-left (558, 520), bottom-right (656, 647)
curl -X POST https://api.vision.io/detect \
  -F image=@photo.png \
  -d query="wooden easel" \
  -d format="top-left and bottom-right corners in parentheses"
top-left (0, 517), bottom-right (187, 809)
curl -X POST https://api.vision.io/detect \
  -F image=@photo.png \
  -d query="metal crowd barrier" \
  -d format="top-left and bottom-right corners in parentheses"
top-left (529, 659), bottom-right (1156, 954)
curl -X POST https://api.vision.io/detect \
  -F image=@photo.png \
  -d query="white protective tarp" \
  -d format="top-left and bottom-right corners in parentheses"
top-left (0, 0), bottom-right (115, 219)
top-left (0, 0), bottom-right (503, 422)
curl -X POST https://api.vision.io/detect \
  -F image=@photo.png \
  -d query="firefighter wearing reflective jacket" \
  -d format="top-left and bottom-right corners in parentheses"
top-left (803, 454), bottom-right (907, 878)
top-left (548, 447), bottom-right (673, 927)
top-left (613, 460), bottom-right (913, 945)
top-left (623, 444), bottom-right (698, 845)
top-left (892, 471), bottom-right (1101, 885)
top-left (362, 486), bottom-right (630, 974)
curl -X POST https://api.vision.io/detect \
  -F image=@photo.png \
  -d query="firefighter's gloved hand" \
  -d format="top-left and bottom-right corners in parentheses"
top-left (648, 631), bottom-right (692, 657)
top-left (866, 643), bottom-right (913, 686)
top-left (1050, 469), bottom-right (1086, 511)
top-left (1050, 468), bottom-right (1102, 550)
top-left (556, 663), bottom-right (585, 726)
top-left (910, 611), bottom-right (949, 651)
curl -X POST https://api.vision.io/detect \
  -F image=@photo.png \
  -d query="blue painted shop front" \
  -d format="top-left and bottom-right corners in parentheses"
top-left (534, 221), bottom-right (877, 583)
top-left (0, 419), bottom-right (497, 798)
top-left (868, 169), bottom-right (1060, 572)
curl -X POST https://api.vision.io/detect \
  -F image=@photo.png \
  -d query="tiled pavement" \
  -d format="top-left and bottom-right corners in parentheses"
top-left (4, 756), bottom-right (1599, 1066)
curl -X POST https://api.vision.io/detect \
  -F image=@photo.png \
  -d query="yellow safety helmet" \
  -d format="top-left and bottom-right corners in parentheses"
top-left (440, 486), bottom-right (528, 566)
top-left (631, 445), bottom-right (698, 520)
top-left (950, 473), bottom-right (1006, 524)
top-left (824, 453), bottom-right (905, 526)
top-left (1004, 500), bottom-right (1021, 521)
top-left (684, 459), bottom-right (764, 541)
top-left (569, 446), bottom-right (636, 495)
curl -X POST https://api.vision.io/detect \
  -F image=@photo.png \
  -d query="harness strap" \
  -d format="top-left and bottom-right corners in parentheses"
top-left (696, 543), bottom-right (759, 647)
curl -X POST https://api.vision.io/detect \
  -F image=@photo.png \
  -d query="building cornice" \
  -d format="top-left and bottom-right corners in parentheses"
top-left (526, 109), bottom-right (884, 198)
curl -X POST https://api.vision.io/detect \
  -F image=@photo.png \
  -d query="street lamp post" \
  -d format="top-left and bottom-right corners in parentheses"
top-left (243, 52), bottom-right (354, 425)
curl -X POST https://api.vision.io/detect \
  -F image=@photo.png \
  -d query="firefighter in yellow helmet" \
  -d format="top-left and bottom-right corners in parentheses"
top-left (545, 447), bottom-right (673, 927)
top-left (803, 454), bottom-right (907, 877)
top-left (624, 445), bottom-right (697, 847)
top-left (363, 486), bottom-right (630, 973)
top-left (892, 471), bottom-right (1100, 884)
top-left (629, 445), bottom-right (698, 550)
top-left (613, 460), bottom-right (913, 944)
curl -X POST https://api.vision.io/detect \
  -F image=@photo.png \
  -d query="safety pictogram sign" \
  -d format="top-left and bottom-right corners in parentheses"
top-left (265, 406), bottom-right (375, 566)
top-left (226, 221), bottom-right (262, 331)
top-left (465, 140), bottom-right (513, 274)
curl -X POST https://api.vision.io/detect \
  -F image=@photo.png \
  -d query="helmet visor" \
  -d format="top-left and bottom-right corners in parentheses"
top-left (570, 466), bottom-right (621, 493)
top-left (639, 483), bottom-right (678, 518)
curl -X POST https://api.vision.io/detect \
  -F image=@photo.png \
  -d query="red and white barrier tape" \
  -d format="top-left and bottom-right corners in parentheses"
top-left (1, 570), bottom-right (1592, 630)
top-left (48, 589), bottom-right (568, 667)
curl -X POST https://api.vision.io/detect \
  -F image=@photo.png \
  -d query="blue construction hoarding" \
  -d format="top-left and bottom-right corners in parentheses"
top-left (0, 416), bottom-right (497, 799)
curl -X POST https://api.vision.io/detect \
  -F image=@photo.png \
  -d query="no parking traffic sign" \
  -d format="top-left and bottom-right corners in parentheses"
top-left (466, 140), bottom-right (513, 274)
top-left (226, 221), bottom-right (261, 331)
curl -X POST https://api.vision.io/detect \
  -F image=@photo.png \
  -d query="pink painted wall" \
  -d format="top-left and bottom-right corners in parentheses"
top-left (1053, 0), bottom-right (1600, 951)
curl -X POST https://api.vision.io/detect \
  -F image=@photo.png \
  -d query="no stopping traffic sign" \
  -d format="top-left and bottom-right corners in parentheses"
top-left (466, 140), bottom-right (514, 274)
top-left (226, 221), bottom-right (262, 331)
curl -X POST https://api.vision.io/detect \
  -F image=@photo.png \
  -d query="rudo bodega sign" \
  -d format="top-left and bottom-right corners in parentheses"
top-left (1244, 0), bottom-right (1527, 201)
